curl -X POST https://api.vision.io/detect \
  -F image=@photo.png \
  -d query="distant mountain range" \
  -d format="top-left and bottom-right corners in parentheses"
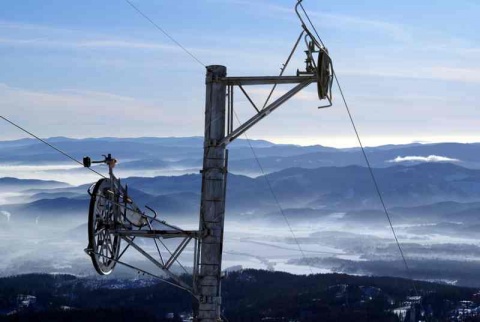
top-left (3, 162), bottom-right (480, 227)
top-left (1, 137), bottom-right (480, 175)
top-left (2, 137), bottom-right (480, 286)
top-left (0, 177), bottom-right (69, 192)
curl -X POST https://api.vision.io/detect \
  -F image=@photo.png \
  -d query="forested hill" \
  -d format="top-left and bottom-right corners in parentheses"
top-left (0, 270), bottom-right (478, 321)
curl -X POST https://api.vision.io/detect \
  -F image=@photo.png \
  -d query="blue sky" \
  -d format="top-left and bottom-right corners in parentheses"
top-left (0, 0), bottom-right (479, 147)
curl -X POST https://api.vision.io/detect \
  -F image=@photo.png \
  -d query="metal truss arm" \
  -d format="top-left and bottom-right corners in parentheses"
top-left (165, 237), bottom-right (192, 269)
top-left (219, 79), bottom-right (314, 146)
top-left (121, 236), bottom-right (193, 292)
top-left (238, 84), bottom-right (259, 113)
top-left (220, 75), bottom-right (316, 86)
top-left (263, 30), bottom-right (305, 109)
top-left (87, 249), bottom-right (195, 296)
top-left (116, 229), bottom-right (200, 239)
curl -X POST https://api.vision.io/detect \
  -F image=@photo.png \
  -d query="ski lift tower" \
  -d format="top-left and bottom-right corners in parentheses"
top-left (83, 2), bottom-right (333, 321)
top-left (196, 3), bottom-right (333, 319)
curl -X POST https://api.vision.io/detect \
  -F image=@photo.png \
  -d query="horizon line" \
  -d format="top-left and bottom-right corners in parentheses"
top-left (0, 135), bottom-right (479, 149)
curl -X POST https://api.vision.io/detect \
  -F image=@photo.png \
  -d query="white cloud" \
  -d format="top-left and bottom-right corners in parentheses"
top-left (0, 83), bottom-right (194, 139)
top-left (426, 67), bottom-right (480, 83)
top-left (308, 12), bottom-right (410, 41)
top-left (219, 0), bottom-right (410, 41)
top-left (341, 66), bottom-right (480, 84)
top-left (388, 155), bottom-right (460, 163)
top-left (0, 20), bottom-right (200, 53)
top-left (0, 211), bottom-right (11, 222)
top-left (0, 37), bottom-right (181, 51)
top-left (0, 83), bottom-right (156, 116)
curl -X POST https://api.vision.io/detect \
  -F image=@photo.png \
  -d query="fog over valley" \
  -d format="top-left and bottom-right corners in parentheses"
top-left (1, 137), bottom-right (480, 288)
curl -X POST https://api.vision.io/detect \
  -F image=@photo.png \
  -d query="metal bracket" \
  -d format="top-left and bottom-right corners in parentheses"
top-left (220, 79), bottom-right (314, 146)
top-left (121, 236), bottom-right (193, 292)
top-left (238, 84), bottom-right (259, 113)
top-left (116, 229), bottom-right (200, 239)
top-left (220, 75), bottom-right (316, 86)
top-left (165, 237), bottom-right (192, 269)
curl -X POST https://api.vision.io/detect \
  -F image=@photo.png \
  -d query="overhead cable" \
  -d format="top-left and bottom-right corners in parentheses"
top-left (332, 73), bottom-right (419, 288)
top-left (298, 1), bottom-right (326, 48)
top-left (123, 0), bottom-right (206, 68)
top-left (297, 2), bottom-right (426, 307)
top-left (233, 111), bottom-right (315, 275)
top-left (0, 116), bottom-right (106, 179)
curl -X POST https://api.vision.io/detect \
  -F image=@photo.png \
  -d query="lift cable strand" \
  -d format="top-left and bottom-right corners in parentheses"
top-left (233, 111), bottom-right (314, 275)
top-left (297, 0), bottom-right (423, 299)
top-left (3, 116), bottom-right (192, 279)
top-left (123, 0), bottom-right (206, 68)
top-left (333, 73), bottom-right (420, 297)
top-left (298, 1), bottom-right (326, 48)
top-left (0, 116), bottom-right (107, 179)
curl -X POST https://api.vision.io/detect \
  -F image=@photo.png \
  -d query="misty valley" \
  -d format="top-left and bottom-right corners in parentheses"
top-left (0, 137), bottom-right (479, 291)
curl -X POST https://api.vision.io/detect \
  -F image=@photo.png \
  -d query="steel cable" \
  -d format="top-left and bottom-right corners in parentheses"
top-left (123, 0), bottom-right (206, 68)
top-left (1, 115), bottom-right (107, 179)
top-left (232, 110), bottom-right (315, 275)
top-left (297, 0), bottom-right (423, 304)
top-left (333, 72), bottom-right (420, 295)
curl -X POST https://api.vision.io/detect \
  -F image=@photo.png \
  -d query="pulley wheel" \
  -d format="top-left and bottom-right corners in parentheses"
top-left (317, 48), bottom-right (332, 100)
top-left (87, 178), bottom-right (121, 275)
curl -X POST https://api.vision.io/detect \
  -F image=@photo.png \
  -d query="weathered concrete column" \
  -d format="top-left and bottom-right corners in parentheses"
top-left (196, 65), bottom-right (227, 321)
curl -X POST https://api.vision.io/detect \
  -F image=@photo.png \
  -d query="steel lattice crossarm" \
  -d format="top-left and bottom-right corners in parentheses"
top-left (220, 76), bottom-right (317, 146)
top-left (219, 75), bottom-right (317, 85)
top-left (115, 229), bottom-right (200, 239)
